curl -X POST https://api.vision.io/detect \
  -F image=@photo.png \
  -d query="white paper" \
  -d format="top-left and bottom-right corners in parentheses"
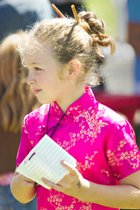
top-left (16, 134), bottom-right (77, 189)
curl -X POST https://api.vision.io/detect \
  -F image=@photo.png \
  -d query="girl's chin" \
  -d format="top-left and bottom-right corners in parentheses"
top-left (36, 96), bottom-right (52, 104)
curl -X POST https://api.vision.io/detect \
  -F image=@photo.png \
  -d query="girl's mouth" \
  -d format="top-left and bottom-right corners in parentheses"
top-left (32, 89), bottom-right (42, 95)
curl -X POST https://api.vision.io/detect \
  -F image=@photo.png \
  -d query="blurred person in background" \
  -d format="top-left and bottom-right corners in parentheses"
top-left (0, 0), bottom-right (53, 41)
top-left (0, 32), bottom-right (39, 210)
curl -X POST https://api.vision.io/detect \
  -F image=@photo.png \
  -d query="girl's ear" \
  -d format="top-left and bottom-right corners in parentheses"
top-left (68, 59), bottom-right (81, 79)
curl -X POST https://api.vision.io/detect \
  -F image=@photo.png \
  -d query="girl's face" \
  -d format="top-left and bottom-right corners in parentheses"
top-left (23, 44), bottom-right (70, 104)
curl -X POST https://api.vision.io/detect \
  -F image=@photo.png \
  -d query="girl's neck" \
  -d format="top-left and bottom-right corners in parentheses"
top-left (56, 85), bottom-right (85, 113)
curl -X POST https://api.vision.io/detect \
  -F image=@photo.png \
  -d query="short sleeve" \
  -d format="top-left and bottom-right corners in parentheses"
top-left (106, 120), bottom-right (140, 180)
top-left (16, 115), bottom-right (32, 167)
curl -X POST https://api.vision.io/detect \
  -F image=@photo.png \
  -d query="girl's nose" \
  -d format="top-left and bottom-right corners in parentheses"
top-left (27, 71), bottom-right (35, 85)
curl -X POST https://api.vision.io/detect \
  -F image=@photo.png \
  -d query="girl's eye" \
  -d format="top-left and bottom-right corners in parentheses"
top-left (34, 67), bottom-right (42, 71)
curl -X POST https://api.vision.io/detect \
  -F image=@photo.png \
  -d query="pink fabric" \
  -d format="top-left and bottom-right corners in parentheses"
top-left (16, 86), bottom-right (140, 210)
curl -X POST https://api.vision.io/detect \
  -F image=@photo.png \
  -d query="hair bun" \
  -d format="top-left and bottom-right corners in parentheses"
top-left (78, 11), bottom-right (115, 55)
top-left (78, 11), bottom-right (105, 34)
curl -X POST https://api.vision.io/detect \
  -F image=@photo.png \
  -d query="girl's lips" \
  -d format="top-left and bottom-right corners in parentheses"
top-left (32, 89), bottom-right (42, 95)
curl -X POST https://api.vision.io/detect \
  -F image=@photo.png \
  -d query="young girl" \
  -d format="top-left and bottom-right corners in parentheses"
top-left (10, 6), bottom-right (140, 210)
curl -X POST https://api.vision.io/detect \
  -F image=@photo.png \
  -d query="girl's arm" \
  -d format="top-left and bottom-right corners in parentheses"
top-left (10, 172), bottom-right (36, 204)
top-left (42, 162), bottom-right (140, 209)
top-left (80, 170), bottom-right (140, 209)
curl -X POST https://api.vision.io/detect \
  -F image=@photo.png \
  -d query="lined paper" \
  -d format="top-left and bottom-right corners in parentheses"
top-left (16, 135), bottom-right (77, 189)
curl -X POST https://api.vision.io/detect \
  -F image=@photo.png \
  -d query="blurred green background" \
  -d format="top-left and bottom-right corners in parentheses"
top-left (85, 0), bottom-right (117, 36)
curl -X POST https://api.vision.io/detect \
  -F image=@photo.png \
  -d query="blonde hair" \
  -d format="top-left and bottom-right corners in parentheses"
top-left (0, 32), bottom-right (38, 133)
top-left (21, 10), bottom-right (115, 85)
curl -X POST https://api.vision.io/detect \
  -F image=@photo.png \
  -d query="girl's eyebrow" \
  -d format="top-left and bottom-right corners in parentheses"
top-left (23, 61), bottom-right (43, 69)
top-left (31, 62), bottom-right (43, 67)
top-left (27, 62), bottom-right (39, 69)
top-left (31, 62), bottom-right (38, 66)
top-left (32, 62), bottom-right (37, 65)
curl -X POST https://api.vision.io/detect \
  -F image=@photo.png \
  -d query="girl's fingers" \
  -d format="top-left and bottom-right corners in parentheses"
top-left (42, 178), bottom-right (54, 188)
top-left (61, 160), bottom-right (77, 175)
top-left (41, 161), bottom-right (80, 192)
top-left (42, 178), bottom-right (62, 191)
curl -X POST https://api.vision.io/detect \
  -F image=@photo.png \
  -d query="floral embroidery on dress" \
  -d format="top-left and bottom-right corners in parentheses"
top-left (47, 192), bottom-right (92, 210)
top-left (117, 140), bottom-right (127, 151)
top-left (22, 117), bottom-right (28, 134)
top-left (51, 102), bottom-right (63, 116)
top-left (48, 193), bottom-right (63, 208)
top-left (30, 140), bottom-right (34, 145)
top-left (101, 169), bottom-right (110, 177)
top-left (56, 107), bottom-right (107, 151)
top-left (113, 173), bottom-right (121, 179)
top-left (79, 203), bottom-right (93, 210)
top-left (77, 152), bottom-right (98, 172)
top-left (56, 136), bottom-right (78, 151)
top-left (47, 192), bottom-right (76, 209)
top-left (36, 125), bottom-right (46, 137)
top-left (107, 138), bottom-right (140, 170)
top-left (74, 108), bottom-right (108, 145)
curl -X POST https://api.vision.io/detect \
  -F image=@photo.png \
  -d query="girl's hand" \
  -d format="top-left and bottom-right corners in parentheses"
top-left (10, 172), bottom-right (36, 203)
top-left (42, 160), bottom-right (89, 199)
top-left (15, 172), bottom-right (35, 188)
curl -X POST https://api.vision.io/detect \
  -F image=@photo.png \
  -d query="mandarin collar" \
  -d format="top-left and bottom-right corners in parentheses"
top-left (50, 86), bottom-right (97, 118)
